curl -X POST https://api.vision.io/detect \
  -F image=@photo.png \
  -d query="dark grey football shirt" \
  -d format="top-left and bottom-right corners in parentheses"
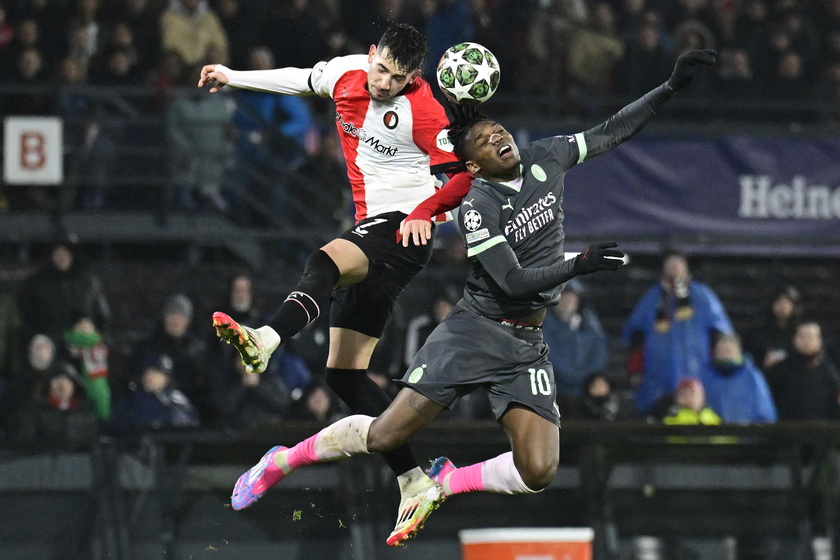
top-left (458, 134), bottom-right (581, 319)
top-left (456, 83), bottom-right (674, 320)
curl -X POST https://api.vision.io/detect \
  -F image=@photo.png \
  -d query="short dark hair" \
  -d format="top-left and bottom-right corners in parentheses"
top-left (377, 23), bottom-right (427, 72)
top-left (446, 101), bottom-right (490, 163)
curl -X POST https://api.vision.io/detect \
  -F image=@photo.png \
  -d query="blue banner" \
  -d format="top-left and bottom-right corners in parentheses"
top-left (552, 135), bottom-right (840, 255)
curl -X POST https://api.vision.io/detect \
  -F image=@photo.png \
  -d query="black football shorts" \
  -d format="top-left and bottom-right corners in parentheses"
top-left (331, 212), bottom-right (434, 338)
top-left (399, 305), bottom-right (561, 426)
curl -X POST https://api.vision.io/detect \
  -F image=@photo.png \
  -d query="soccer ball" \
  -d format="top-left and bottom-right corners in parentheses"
top-left (436, 42), bottom-right (500, 104)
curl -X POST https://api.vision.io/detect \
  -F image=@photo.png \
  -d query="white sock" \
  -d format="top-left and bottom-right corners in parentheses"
top-left (256, 326), bottom-right (281, 353)
top-left (313, 415), bottom-right (373, 460)
top-left (481, 452), bottom-right (540, 494)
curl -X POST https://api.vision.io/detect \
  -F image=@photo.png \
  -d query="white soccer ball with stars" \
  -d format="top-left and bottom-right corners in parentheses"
top-left (436, 42), bottom-right (500, 105)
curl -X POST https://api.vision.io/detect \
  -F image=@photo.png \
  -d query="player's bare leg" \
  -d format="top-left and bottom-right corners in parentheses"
top-left (319, 238), bottom-right (369, 285)
top-left (367, 389), bottom-right (446, 546)
top-left (429, 406), bottom-right (559, 497)
top-left (326, 329), bottom-right (444, 546)
top-left (501, 406), bottom-right (560, 490)
top-left (326, 327), bottom-right (379, 370)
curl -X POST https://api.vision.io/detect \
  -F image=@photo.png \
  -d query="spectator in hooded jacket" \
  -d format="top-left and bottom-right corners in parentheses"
top-left (543, 279), bottom-right (608, 398)
top-left (16, 240), bottom-right (110, 346)
top-left (622, 250), bottom-right (733, 412)
top-left (562, 372), bottom-right (631, 422)
top-left (700, 333), bottom-right (777, 424)
top-left (166, 63), bottom-right (233, 212)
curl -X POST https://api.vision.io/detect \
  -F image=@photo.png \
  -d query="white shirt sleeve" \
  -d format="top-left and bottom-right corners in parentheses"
top-left (215, 64), bottom-right (315, 96)
top-left (308, 55), bottom-right (370, 98)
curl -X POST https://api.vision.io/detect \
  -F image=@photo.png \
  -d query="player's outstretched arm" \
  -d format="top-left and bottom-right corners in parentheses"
top-left (198, 63), bottom-right (316, 96)
top-left (399, 172), bottom-right (473, 247)
top-left (476, 241), bottom-right (625, 299)
top-left (580, 49), bottom-right (717, 160)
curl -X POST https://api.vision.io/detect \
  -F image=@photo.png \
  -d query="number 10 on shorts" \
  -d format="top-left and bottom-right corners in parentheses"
top-left (528, 368), bottom-right (552, 396)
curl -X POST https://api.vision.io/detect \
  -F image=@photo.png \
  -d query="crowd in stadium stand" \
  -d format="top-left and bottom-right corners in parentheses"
top-left (1, 237), bottom-right (839, 445)
top-left (2, 0), bottom-right (840, 214)
top-left (0, 0), bottom-right (839, 123)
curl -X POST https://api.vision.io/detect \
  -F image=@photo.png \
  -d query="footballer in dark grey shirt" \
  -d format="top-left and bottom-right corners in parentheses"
top-left (458, 131), bottom-right (603, 321)
top-left (456, 79), bottom-right (683, 322)
top-left (399, 108), bottom-right (631, 429)
top-left (398, 50), bottom-right (715, 497)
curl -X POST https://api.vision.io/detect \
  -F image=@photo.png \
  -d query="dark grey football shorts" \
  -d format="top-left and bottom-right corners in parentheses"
top-left (398, 305), bottom-right (561, 426)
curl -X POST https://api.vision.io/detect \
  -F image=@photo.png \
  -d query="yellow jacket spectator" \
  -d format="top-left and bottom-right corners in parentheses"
top-left (662, 378), bottom-right (734, 444)
top-left (161, 0), bottom-right (228, 66)
top-left (663, 406), bottom-right (722, 426)
top-left (662, 378), bottom-right (722, 426)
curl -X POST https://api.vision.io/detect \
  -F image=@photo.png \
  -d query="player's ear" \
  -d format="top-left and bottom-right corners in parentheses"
top-left (465, 159), bottom-right (480, 176)
top-left (408, 68), bottom-right (421, 84)
top-left (367, 45), bottom-right (377, 63)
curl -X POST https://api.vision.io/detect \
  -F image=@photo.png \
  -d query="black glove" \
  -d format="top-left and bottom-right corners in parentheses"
top-left (667, 49), bottom-right (717, 92)
top-left (573, 241), bottom-right (625, 275)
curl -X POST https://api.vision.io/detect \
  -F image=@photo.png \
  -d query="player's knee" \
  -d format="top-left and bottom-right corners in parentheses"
top-left (519, 456), bottom-right (559, 491)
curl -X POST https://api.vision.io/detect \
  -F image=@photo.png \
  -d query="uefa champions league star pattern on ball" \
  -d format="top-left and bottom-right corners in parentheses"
top-left (436, 42), bottom-right (500, 104)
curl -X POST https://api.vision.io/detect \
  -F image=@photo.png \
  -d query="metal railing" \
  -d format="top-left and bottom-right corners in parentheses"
top-left (1, 420), bottom-right (838, 560)
top-left (2, 84), bottom-right (838, 265)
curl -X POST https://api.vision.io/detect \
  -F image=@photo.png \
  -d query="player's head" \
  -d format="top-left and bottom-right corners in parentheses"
top-left (367, 23), bottom-right (427, 101)
top-left (448, 103), bottom-right (521, 179)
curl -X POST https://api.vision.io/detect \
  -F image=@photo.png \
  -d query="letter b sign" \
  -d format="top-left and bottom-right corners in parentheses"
top-left (3, 117), bottom-right (63, 185)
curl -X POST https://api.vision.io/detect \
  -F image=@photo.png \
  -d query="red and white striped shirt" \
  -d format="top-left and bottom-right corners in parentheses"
top-left (218, 55), bottom-right (461, 222)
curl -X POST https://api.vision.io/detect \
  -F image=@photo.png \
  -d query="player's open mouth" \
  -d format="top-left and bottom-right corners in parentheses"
top-left (499, 145), bottom-right (512, 157)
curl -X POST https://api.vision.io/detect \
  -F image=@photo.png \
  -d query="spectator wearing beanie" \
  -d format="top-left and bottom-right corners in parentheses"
top-left (110, 352), bottom-right (199, 436)
top-left (125, 293), bottom-right (215, 423)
